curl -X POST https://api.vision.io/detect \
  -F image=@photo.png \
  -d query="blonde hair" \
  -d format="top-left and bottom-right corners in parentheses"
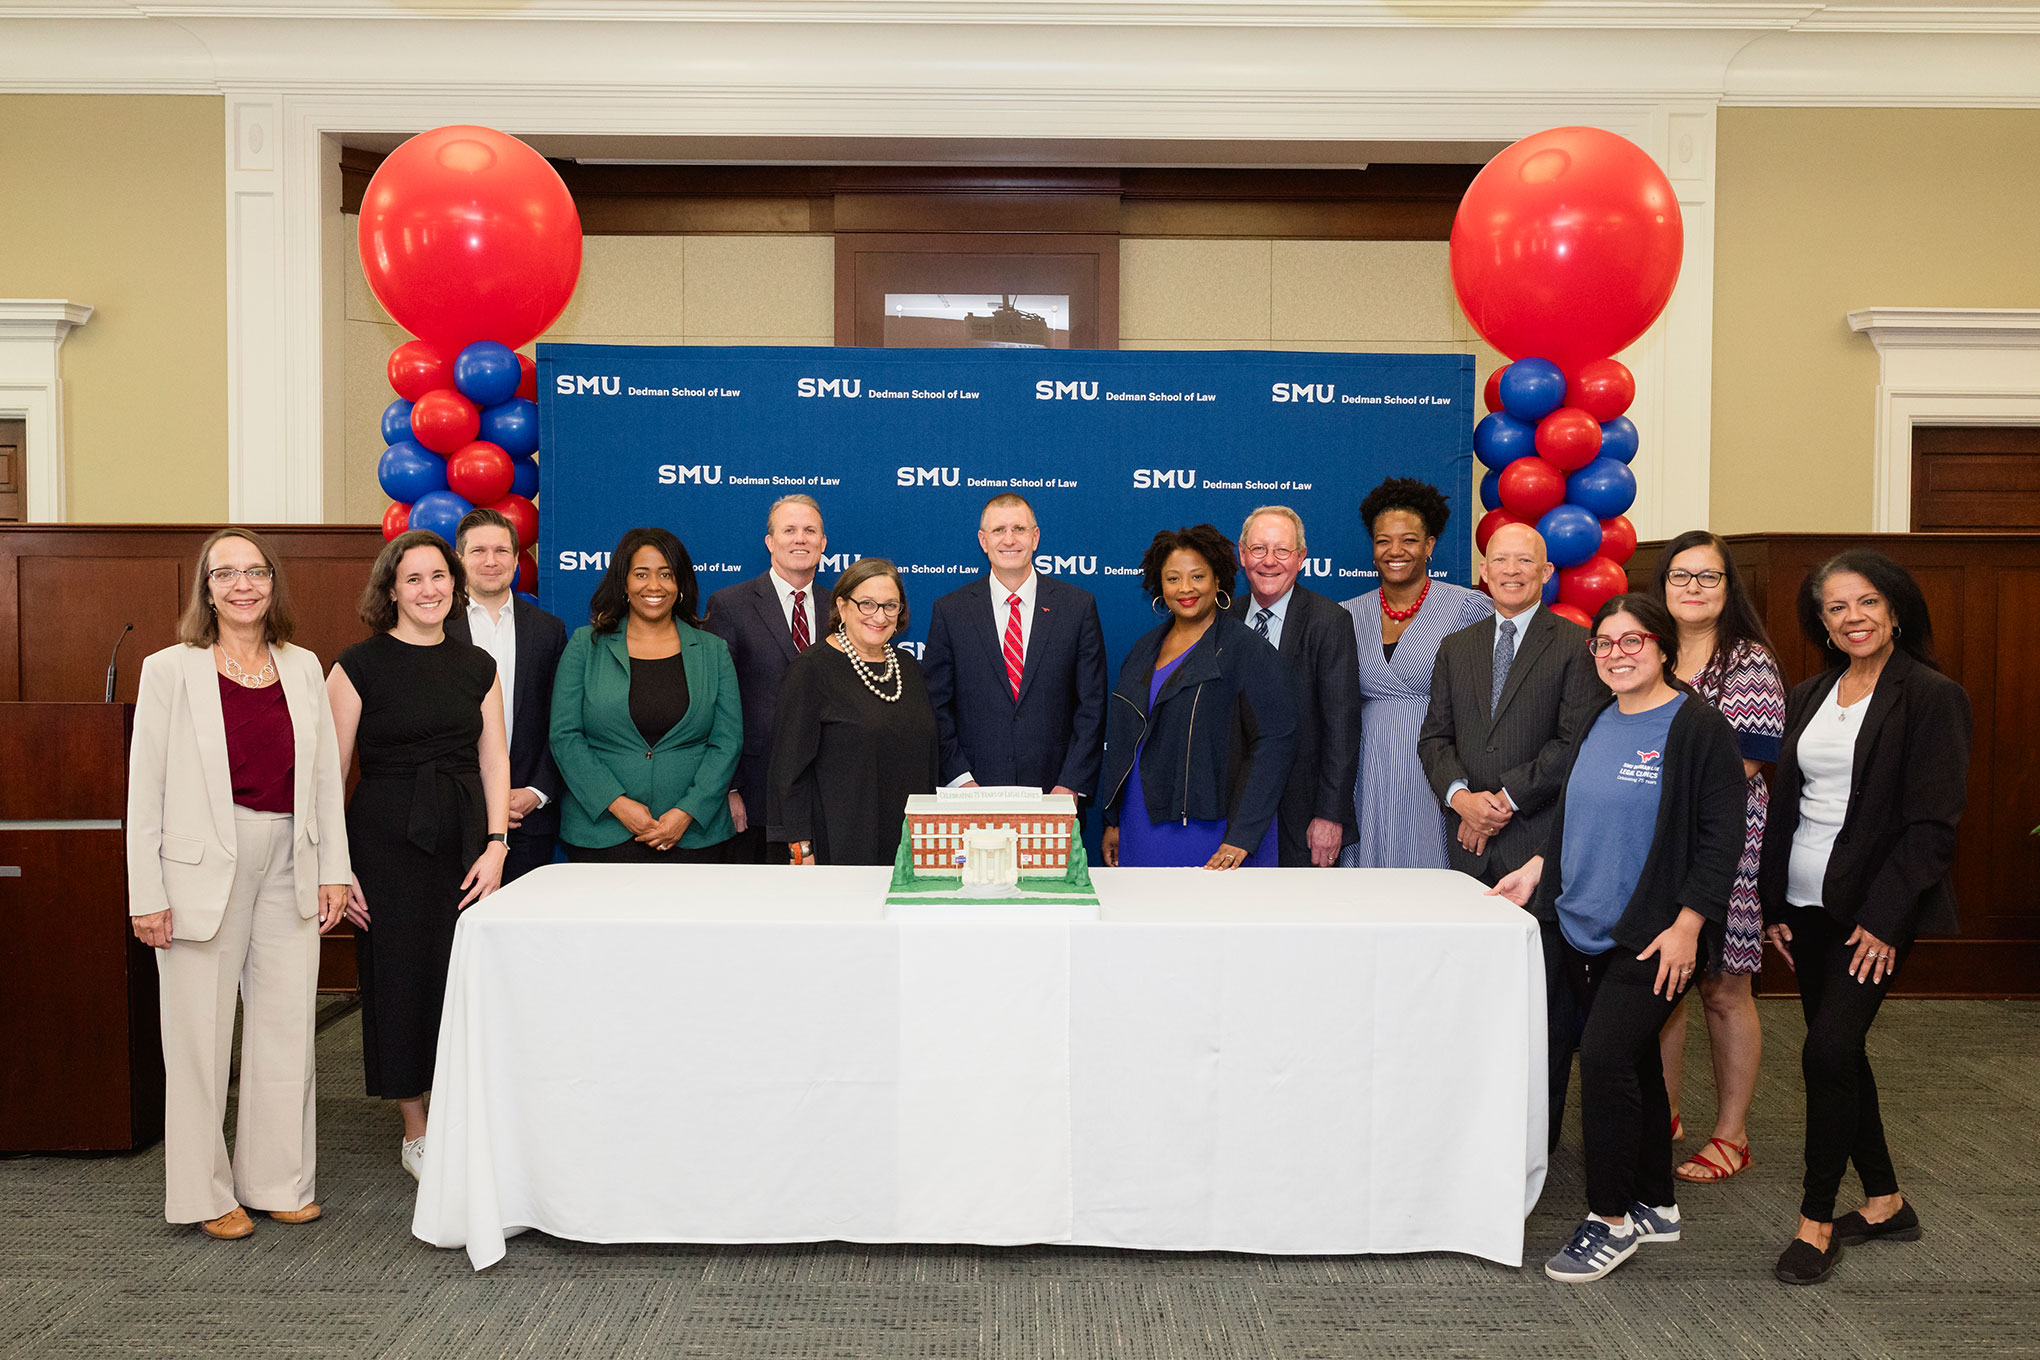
top-left (767, 493), bottom-right (824, 534)
top-left (1240, 505), bottom-right (1306, 555)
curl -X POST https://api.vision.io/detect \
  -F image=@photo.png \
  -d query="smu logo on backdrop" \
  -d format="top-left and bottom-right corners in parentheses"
top-left (1034, 380), bottom-right (1098, 401)
top-left (1034, 554), bottom-right (1098, 575)
top-left (797, 378), bottom-right (862, 398)
top-left (818, 552), bottom-right (864, 573)
top-left (557, 550), bottom-right (613, 570)
top-left (554, 374), bottom-right (621, 396)
top-left (1271, 382), bottom-right (1335, 403)
top-left (1133, 469), bottom-right (1196, 489)
top-left (1297, 558), bottom-right (1334, 577)
top-left (896, 467), bottom-right (961, 487)
top-left (658, 465), bottom-right (723, 485)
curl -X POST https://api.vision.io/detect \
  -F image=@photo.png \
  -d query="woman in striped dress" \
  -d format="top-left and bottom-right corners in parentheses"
top-left (1654, 530), bottom-right (1787, 1183)
top-left (1337, 478), bottom-right (1494, 869)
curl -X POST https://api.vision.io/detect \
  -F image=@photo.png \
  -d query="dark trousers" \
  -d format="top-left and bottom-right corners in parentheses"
top-left (1564, 941), bottom-right (1682, 1217)
top-left (1539, 921), bottom-right (1585, 1154)
top-left (501, 830), bottom-right (556, 884)
top-left (566, 837), bottom-right (731, 865)
top-left (722, 821), bottom-right (791, 865)
top-left (1790, 904), bottom-right (1909, 1221)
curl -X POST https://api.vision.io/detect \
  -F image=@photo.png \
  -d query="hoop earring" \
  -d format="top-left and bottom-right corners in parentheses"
top-left (1892, 623), bottom-right (1903, 638)
top-left (1215, 590), bottom-right (1232, 611)
top-left (1824, 634), bottom-right (1838, 650)
top-left (1151, 595), bottom-right (1168, 617)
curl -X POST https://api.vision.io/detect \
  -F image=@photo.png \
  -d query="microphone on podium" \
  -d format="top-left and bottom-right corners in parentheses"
top-left (104, 622), bottom-right (133, 703)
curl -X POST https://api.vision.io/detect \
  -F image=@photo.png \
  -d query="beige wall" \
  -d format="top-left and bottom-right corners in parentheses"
top-left (1711, 108), bottom-right (2040, 534)
top-left (0, 95), bottom-right (226, 522)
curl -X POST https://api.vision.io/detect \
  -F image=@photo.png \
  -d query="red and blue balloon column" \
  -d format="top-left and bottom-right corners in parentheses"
top-left (1449, 126), bottom-right (1684, 627)
top-left (358, 125), bottom-right (583, 597)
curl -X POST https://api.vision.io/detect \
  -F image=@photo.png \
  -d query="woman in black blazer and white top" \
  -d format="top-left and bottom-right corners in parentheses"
top-left (1760, 550), bottom-right (1971, 1286)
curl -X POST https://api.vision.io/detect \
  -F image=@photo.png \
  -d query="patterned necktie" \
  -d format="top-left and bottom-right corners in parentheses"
top-left (1253, 607), bottom-right (1273, 640)
top-left (790, 589), bottom-right (809, 653)
top-left (1003, 593), bottom-right (1025, 701)
top-left (1491, 617), bottom-right (1516, 717)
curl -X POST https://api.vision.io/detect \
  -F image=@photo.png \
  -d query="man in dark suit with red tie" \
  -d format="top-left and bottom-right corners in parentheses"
top-left (922, 493), bottom-right (1107, 799)
top-left (704, 494), bottom-right (833, 862)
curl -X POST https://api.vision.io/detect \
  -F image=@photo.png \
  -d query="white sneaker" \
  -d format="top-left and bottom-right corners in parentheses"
top-left (401, 1135), bottom-right (425, 1181)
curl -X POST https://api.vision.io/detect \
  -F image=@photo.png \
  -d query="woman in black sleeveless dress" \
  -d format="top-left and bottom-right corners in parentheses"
top-left (328, 530), bottom-right (509, 1180)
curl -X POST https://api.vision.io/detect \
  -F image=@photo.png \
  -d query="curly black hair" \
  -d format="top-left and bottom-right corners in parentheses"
top-left (588, 526), bottom-right (704, 632)
top-left (1358, 477), bottom-right (1451, 540)
top-left (1796, 548), bottom-right (1938, 670)
top-left (1138, 524), bottom-right (1238, 602)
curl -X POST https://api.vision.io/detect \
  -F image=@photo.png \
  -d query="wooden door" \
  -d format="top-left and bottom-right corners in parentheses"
top-left (1912, 425), bottom-right (2040, 530)
top-left (0, 420), bottom-right (23, 523)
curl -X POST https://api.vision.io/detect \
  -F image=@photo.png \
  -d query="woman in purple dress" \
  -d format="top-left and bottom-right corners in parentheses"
top-left (1099, 525), bottom-right (1297, 870)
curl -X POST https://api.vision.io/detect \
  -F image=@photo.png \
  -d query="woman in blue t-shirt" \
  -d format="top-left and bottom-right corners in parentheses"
top-left (1491, 593), bottom-right (1746, 1286)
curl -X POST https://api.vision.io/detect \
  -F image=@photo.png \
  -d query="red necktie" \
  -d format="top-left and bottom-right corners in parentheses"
top-left (791, 590), bottom-right (809, 652)
top-left (1003, 593), bottom-right (1024, 701)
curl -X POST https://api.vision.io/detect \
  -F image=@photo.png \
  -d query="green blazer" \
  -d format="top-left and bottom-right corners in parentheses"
top-left (549, 621), bottom-right (742, 849)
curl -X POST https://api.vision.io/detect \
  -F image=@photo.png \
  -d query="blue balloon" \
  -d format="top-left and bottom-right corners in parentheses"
top-left (1499, 357), bottom-right (1567, 423)
top-left (1599, 416), bottom-right (1639, 464)
top-left (380, 398), bottom-right (415, 446)
top-left (509, 454), bottom-right (540, 500)
top-left (1537, 503), bottom-right (1604, 570)
top-left (1479, 468), bottom-right (1502, 512)
top-left (407, 489), bottom-right (474, 542)
top-left (1474, 412), bottom-right (1535, 471)
top-left (479, 398), bottom-right (540, 458)
top-left (1567, 458), bottom-right (1639, 520)
top-left (1542, 572), bottom-right (1561, 606)
top-left (454, 342), bottom-right (523, 408)
top-left (377, 439), bottom-right (448, 503)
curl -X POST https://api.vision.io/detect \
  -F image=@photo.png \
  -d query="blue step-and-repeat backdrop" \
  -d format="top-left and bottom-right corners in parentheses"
top-left (537, 345), bottom-right (1474, 667)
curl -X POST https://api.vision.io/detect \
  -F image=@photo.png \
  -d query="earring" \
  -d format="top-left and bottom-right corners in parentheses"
top-left (1151, 595), bottom-right (1167, 617)
top-left (1893, 624), bottom-right (1903, 637)
top-left (1215, 590), bottom-right (1233, 611)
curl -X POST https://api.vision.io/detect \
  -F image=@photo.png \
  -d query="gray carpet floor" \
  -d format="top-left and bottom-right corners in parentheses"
top-left (3, 997), bottom-right (2036, 1359)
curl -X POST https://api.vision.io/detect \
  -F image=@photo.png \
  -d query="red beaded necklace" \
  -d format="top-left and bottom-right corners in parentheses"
top-left (1380, 578), bottom-right (1431, 623)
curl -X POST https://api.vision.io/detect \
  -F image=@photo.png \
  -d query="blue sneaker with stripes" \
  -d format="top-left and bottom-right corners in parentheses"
top-left (1630, 1201), bottom-right (1682, 1243)
top-left (1544, 1216), bottom-right (1640, 1282)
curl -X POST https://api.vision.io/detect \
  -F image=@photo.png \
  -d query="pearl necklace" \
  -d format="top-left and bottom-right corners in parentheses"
top-left (838, 625), bottom-right (903, 702)
top-left (1380, 578), bottom-right (1430, 623)
top-left (218, 645), bottom-right (277, 688)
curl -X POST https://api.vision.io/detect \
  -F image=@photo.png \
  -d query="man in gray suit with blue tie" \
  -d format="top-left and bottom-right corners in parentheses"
top-left (1419, 521), bottom-right (1605, 1149)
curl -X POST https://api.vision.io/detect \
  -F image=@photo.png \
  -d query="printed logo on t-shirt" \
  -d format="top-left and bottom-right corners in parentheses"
top-left (1618, 749), bottom-right (1664, 786)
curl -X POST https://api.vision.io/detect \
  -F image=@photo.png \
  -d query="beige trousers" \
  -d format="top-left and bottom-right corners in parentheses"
top-left (156, 808), bottom-right (321, 1223)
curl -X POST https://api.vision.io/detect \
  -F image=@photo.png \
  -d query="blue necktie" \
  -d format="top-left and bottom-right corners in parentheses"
top-left (1491, 617), bottom-right (1516, 717)
top-left (1253, 607), bottom-right (1273, 640)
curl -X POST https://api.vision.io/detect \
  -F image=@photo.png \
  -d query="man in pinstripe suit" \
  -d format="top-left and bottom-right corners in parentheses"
top-left (1419, 522), bottom-right (1605, 1150)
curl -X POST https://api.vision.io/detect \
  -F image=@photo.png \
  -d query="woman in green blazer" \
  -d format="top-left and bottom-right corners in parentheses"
top-left (550, 527), bottom-right (741, 862)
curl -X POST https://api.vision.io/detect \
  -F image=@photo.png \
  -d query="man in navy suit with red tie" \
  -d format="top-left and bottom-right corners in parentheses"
top-left (923, 493), bottom-right (1108, 799)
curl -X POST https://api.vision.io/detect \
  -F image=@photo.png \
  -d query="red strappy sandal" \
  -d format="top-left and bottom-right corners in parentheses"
top-left (1675, 1137), bottom-right (1751, 1183)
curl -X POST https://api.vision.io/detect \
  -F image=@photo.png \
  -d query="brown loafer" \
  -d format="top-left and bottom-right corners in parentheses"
top-left (198, 1206), bottom-right (254, 1240)
top-left (267, 1203), bottom-right (322, 1225)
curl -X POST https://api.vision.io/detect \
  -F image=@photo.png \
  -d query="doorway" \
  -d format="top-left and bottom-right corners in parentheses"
top-left (0, 419), bottom-right (24, 523)
top-left (1911, 425), bottom-right (2040, 531)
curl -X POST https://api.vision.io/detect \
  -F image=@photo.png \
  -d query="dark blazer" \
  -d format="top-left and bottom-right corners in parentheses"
top-left (1530, 694), bottom-right (1748, 963)
top-left (1226, 585), bottom-right (1362, 865)
top-left (446, 596), bottom-right (568, 840)
top-left (1758, 647), bottom-right (1971, 942)
top-left (703, 572), bottom-right (834, 820)
top-left (1417, 605), bottom-right (1606, 882)
top-left (1098, 611), bottom-right (1298, 852)
top-left (548, 621), bottom-right (742, 850)
top-left (922, 573), bottom-right (1108, 797)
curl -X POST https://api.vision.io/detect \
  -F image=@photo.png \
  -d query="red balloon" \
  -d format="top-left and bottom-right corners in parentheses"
top-left (1598, 514), bottom-right (1638, 565)
top-left (1550, 602), bottom-right (1594, 629)
top-left (387, 341), bottom-right (449, 403)
top-left (1482, 366), bottom-right (1506, 414)
top-left (445, 440), bottom-right (515, 505)
top-left (357, 125), bottom-right (583, 355)
top-left (380, 500), bottom-right (411, 541)
top-left (1474, 578), bottom-right (1493, 598)
top-left (1475, 507), bottom-right (1527, 555)
top-left (1567, 358), bottom-right (1635, 422)
top-left (488, 493), bottom-right (539, 551)
top-left (1498, 456), bottom-right (1567, 522)
top-left (516, 549), bottom-right (537, 595)
top-left (410, 389), bottom-right (480, 455)
top-left (1534, 407), bottom-right (1603, 473)
top-left (1449, 127), bottom-right (1684, 372)
top-left (1559, 555), bottom-right (1628, 617)
top-left (516, 351), bottom-right (538, 401)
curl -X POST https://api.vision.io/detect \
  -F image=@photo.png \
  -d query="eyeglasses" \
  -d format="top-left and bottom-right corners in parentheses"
top-left (207, 567), bottom-right (275, 585)
top-left (1587, 631), bottom-right (1660, 657)
top-left (1243, 546), bottom-right (1297, 564)
top-left (848, 598), bottom-right (902, 618)
top-left (1666, 568), bottom-right (1725, 588)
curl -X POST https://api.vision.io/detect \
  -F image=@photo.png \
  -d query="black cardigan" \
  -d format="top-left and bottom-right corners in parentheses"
top-left (1529, 693), bottom-right (1748, 962)
top-left (1757, 647), bottom-right (1971, 943)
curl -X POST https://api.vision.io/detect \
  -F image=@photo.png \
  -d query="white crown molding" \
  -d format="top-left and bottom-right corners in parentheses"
top-left (1850, 307), bottom-right (2040, 347)
top-left (0, 300), bottom-right (94, 523)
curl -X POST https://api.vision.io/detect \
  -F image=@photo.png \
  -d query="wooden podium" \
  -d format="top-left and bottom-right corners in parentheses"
top-left (0, 702), bottom-right (164, 1151)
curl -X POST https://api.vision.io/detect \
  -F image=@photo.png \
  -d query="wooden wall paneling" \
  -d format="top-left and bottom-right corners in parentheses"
top-left (18, 556), bottom-right (184, 704)
top-left (0, 703), bottom-right (129, 821)
top-left (1986, 568), bottom-right (2040, 938)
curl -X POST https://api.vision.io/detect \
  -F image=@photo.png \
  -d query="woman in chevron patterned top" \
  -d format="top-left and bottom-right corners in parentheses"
top-left (1652, 530), bottom-right (1786, 1188)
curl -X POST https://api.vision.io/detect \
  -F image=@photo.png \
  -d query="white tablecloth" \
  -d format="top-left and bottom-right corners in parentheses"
top-left (411, 864), bottom-right (1547, 1269)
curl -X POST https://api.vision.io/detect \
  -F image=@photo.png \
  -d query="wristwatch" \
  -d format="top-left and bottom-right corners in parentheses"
top-left (486, 832), bottom-right (508, 846)
top-left (790, 840), bottom-right (813, 865)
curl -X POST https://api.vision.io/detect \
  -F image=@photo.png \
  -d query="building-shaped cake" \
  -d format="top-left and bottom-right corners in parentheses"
top-left (887, 786), bottom-right (1097, 905)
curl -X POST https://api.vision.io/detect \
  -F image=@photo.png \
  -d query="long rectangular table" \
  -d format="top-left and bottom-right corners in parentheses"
top-left (411, 864), bottom-right (1548, 1270)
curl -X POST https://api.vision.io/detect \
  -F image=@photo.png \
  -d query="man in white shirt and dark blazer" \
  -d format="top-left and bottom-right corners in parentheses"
top-left (922, 493), bottom-right (1107, 799)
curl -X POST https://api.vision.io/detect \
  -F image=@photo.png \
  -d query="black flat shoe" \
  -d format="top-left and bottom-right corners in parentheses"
top-left (1833, 1201), bottom-right (1921, 1246)
top-left (1775, 1236), bottom-right (1844, 1285)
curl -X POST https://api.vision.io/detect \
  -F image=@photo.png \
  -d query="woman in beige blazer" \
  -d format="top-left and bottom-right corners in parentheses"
top-left (126, 528), bottom-right (351, 1240)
